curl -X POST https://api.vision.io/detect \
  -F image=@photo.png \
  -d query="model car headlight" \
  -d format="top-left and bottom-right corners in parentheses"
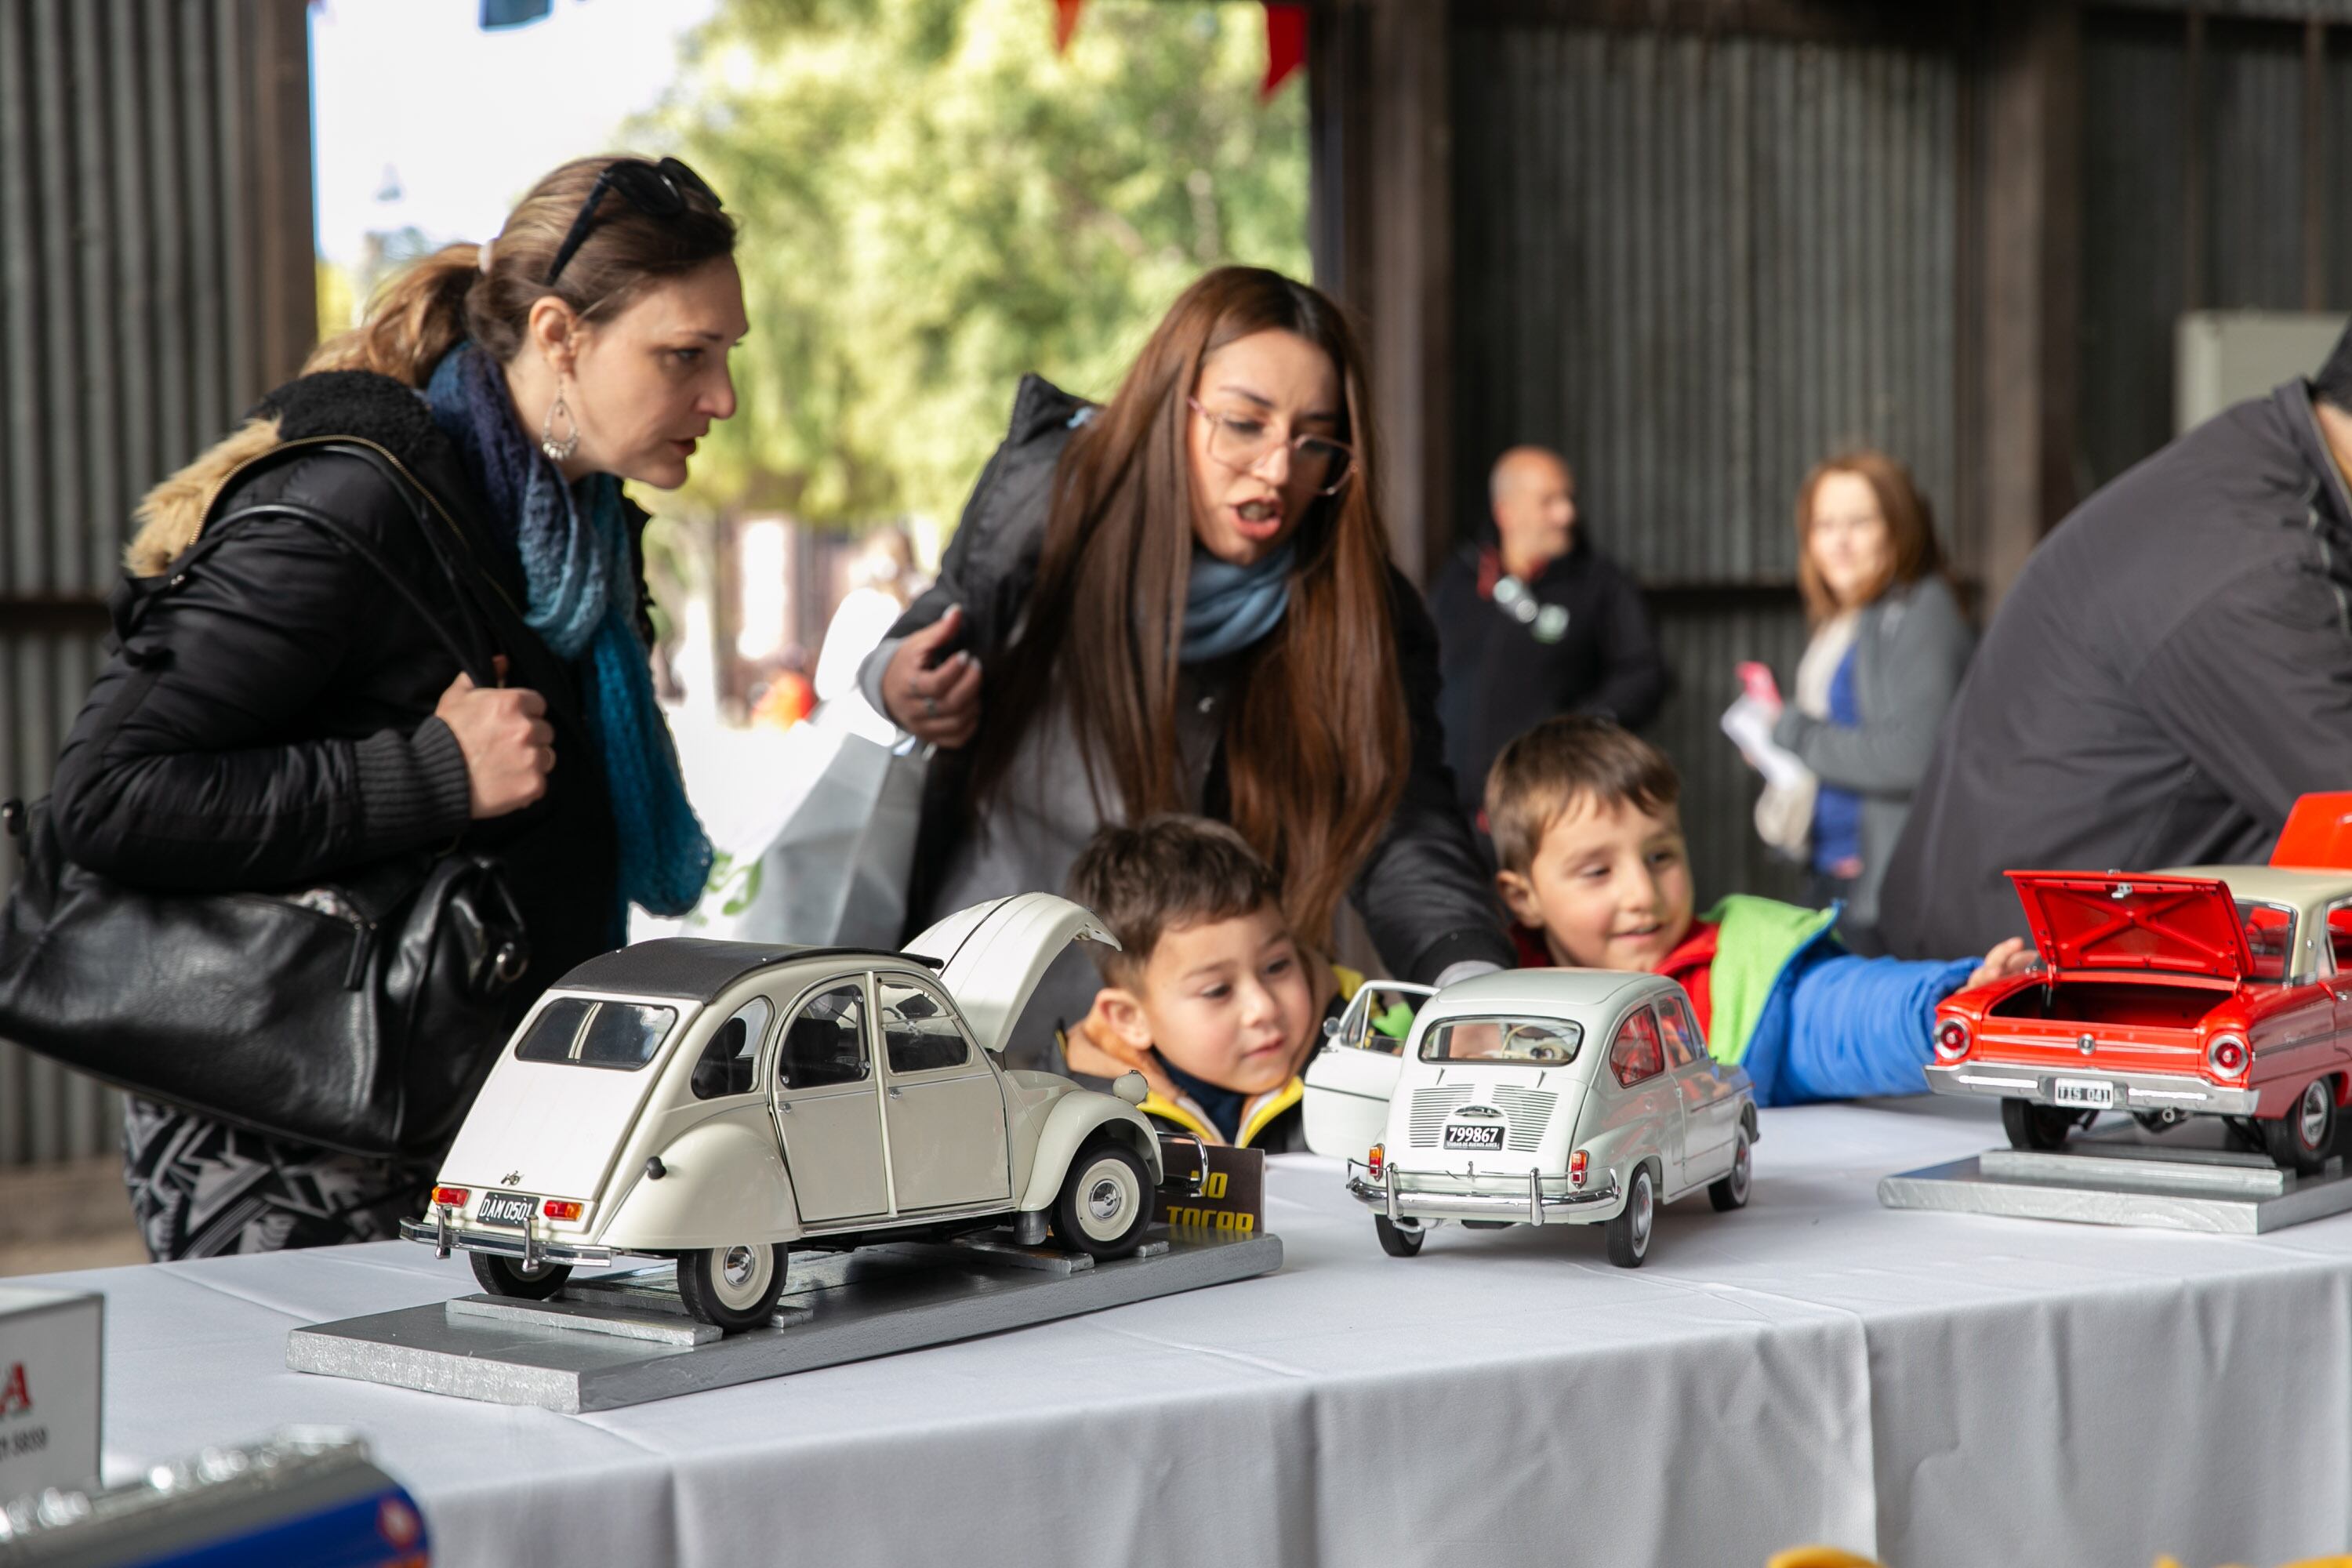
top-left (1933, 1018), bottom-right (1972, 1062)
top-left (2207, 1033), bottom-right (2249, 1076)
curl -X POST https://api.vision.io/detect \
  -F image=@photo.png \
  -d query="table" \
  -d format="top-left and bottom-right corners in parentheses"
top-left (21, 1095), bottom-right (2352, 1568)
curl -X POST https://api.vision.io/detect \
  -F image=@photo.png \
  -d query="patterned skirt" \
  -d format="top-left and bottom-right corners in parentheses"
top-left (120, 1097), bottom-right (436, 1261)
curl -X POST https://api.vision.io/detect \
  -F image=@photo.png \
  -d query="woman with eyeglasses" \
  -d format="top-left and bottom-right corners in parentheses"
top-left (860, 266), bottom-right (1515, 1061)
top-left (46, 155), bottom-right (744, 1258)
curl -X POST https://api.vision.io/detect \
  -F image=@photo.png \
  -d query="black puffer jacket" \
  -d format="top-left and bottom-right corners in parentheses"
top-left (1880, 379), bottom-right (2352, 958)
top-left (867, 374), bottom-right (1515, 985)
top-left (49, 370), bottom-right (622, 1006)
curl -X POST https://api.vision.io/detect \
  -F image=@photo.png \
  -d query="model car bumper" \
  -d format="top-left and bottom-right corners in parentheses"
top-left (1344, 1165), bottom-right (1621, 1225)
top-left (398, 1212), bottom-right (616, 1269)
top-left (1924, 1062), bottom-right (2260, 1116)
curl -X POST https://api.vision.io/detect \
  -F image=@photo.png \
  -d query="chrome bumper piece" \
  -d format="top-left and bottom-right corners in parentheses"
top-left (1345, 1162), bottom-right (1620, 1225)
top-left (399, 1211), bottom-right (616, 1269)
top-left (1925, 1062), bottom-right (2261, 1117)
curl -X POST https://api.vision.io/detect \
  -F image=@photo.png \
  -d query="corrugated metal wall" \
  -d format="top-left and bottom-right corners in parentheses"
top-left (1447, 20), bottom-right (1962, 907)
top-left (0, 0), bottom-right (313, 1167)
top-left (2082, 8), bottom-right (2352, 488)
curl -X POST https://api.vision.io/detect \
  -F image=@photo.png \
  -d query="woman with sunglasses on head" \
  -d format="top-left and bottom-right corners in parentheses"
top-left (47, 155), bottom-right (745, 1259)
top-left (862, 267), bottom-right (1515, 1062)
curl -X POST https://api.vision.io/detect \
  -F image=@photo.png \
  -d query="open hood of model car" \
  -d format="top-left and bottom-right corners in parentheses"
top-left (2005, 871), bottom-right (2252, 978)
top-left (903, 894), bottom-right (1118, 1058)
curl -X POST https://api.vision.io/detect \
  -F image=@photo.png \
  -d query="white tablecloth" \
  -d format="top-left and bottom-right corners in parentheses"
top-left (22, 1096), bottom-right (2352, 1568)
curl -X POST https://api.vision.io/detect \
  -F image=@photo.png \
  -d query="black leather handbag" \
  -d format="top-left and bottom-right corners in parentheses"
top-left (0, 442), bottom-right (532, 1159)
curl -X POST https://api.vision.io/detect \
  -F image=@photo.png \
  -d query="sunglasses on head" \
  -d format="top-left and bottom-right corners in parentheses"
top-left (543, 156), bottom-right (723, 286)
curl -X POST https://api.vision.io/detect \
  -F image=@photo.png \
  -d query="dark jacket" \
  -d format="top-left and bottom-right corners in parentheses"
top-left (1427, 535), bottom-right (1668, 816)
top-left (866, 375), bottom-right (1515, 987)
top-left (49, 369), bottom-right (623, 1011)
top-left (1879, 379), bottom-right (2352, 958)
top-left (1769, 576), bottom-right (1973, 931)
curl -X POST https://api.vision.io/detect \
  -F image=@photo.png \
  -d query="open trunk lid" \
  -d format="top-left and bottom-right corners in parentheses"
top-left (2005, 871), bottom-right (2252, 979)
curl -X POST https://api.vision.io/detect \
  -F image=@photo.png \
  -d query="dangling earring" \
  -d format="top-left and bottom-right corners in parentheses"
top-left (540, 384), bottom-right (581, 464)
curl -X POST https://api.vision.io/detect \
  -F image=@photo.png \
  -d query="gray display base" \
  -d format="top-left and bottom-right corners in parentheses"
top-left (285, 1225), bottom-right (1281, 1413)
top-left (1878, 1120), bottom-right (2352, 1234)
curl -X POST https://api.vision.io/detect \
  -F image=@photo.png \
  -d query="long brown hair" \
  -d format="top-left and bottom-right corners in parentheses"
top-left (306, 155), bottom-right (735, 385)
top-left (972, 267), bottom-right (1410, 949)
top-left (1794, 448), bottom-right (1945, 623)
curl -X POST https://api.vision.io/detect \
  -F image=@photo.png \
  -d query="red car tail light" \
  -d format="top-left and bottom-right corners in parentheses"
top-left (542, 1200), bottom-right (583, 1221)
top-left (1570, 1149), bottom-right (1589, 1188)
top-left (1367, 1143), bottom-right (1384, 1178)
top-left (431, 1186), bottom-right (467, 1208)
top-left (1934, 1019), bottom-right (1972, 1062)
top-left (2208, 1034), bottom-right (2249, 1076)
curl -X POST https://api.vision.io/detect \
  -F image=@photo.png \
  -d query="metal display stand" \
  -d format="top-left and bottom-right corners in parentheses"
top-left (287, 1225), bottom-right (1281, 1414)
top-left (1878, 1120), bottom-right (2352, 1234)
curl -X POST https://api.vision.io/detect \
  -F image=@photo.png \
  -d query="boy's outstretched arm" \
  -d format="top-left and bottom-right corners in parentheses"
top-left (1776, 950), bottom-right (1982, 1103)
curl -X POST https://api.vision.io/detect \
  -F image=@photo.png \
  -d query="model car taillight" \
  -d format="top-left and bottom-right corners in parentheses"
top-left (1569, 1149), bottom-right (1589, 1188)
top-left (2208, 1033), bottom-right (2249, 1076)
top-left (431, 1186), bottom-right (467, 1208)
top-left (1367, 1143), bottom-right (1385, 1178)
top-left (542, 1200), bottom-right (583, 1221)
top-left (1933, 1018), bottom-right (1972, 1062)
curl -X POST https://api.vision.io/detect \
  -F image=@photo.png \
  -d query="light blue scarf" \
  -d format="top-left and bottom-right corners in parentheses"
top-left (424, 344), bottom-right (713, 923)
top-left (1181, 541), bottom-right (1294, 663)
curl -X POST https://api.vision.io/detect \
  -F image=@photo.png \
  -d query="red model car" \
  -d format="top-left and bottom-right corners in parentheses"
top-left (1925, 793), bottom-right (2352, 1174)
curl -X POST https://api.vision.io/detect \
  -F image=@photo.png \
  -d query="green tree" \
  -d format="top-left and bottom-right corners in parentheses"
top-left (638, 0), bottom-right (1309, 529)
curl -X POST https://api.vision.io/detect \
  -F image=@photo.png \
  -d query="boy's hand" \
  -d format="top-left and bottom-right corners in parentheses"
top-left (1965, 936), bottom-right (2034, 991)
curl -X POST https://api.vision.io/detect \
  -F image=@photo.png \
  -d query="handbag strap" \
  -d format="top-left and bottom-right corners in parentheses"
top-left (120, 440), bottom-right (500, 689)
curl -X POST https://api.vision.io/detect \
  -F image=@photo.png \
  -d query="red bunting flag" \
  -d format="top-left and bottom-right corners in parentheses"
top-left (1261, 3), bottom-right (1305, 100)
top-left (1048, 1), bottom-right (1304, 98)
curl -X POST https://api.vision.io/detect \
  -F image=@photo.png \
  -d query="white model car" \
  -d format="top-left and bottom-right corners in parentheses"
top-left (401, 895), bottom-right (1188, 1330)
top-left (1302, 969), bottom-right (1757, 1266)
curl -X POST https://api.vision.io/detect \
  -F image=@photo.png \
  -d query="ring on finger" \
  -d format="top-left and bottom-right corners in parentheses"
top-left (924, 695), bottom-right (939, 718)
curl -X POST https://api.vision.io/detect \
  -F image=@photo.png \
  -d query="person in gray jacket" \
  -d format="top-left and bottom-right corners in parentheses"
top-left (1739, 451), bottom-right (1971, 953)
top-left (1878, 324), bottom-right (2352, 960)
top-left (858, 267), bottom-right (1514, 1066)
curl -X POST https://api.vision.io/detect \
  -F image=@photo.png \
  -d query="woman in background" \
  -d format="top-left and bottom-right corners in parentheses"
top-left (1743, 451), bottom-right (1971, 955)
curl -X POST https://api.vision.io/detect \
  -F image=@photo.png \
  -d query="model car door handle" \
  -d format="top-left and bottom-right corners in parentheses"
top-left (887, 1087), bottom-right (903, 1100)
top-left (778, 1099), bottom-right (793, 1113)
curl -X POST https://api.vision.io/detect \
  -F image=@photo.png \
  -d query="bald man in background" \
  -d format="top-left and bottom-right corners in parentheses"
top-left (1428, 446), bottom-right (1670, 823)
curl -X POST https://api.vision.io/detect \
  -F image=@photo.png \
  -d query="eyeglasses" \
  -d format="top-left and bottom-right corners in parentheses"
top-left (543, 157), bottom-right (723, 286)
top-left (1188, 397), bottom-right (1356, 497)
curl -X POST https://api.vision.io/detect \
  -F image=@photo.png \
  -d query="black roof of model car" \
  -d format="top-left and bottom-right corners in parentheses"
top-left (554, 938), bottom-right (943, 1002)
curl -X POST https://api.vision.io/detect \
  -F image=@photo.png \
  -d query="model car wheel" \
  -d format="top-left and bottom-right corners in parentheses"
top-left (2001, 1097), bottom-right (2078, 1152)
top-left (675, 1242), bottom-right (787, 1332)
top-left (1051, 1140), bottom-right (1153, 1259)
top-left (1374, 1215), bottom-right (1425, 1257)
top-left (470, 1250), bottom-right (572, 1301)
top-left (2261, 1076), bottom-right (2339, 1176)
top-left (1605, 1163), bottom-right (1655, 1268)
top-left (1709, 1122), bottom-right (1754, 1212)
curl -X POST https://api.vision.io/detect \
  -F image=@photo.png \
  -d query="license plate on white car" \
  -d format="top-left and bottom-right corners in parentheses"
top-left (1444, 1123), bottom-right (1504, 1149)
top-left (2050, 1079), bottom-right (2114, 1110)
top-left (478, 1192), bottom-right (535, 1228)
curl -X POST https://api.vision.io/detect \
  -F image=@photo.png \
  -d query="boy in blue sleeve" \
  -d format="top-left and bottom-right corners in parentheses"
top-left (1486, 717), bottom-right (2032, 1104)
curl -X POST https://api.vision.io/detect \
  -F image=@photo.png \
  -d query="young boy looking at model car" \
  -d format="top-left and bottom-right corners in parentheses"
top-left (1062, 815), bottom-right (1364, 1151)
top-left (1486, 717), bottom-right (2034, 1104)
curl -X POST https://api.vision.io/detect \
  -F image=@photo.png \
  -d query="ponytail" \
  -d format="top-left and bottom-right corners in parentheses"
top-left (305, 243), bottom-right (481, 387)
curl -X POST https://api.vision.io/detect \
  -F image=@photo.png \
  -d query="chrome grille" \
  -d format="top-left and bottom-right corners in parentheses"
top-left (1409, 1087), bottom-right (1475, 1146)
top-left (1490, 1087), bottom-right (1559, 1152)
